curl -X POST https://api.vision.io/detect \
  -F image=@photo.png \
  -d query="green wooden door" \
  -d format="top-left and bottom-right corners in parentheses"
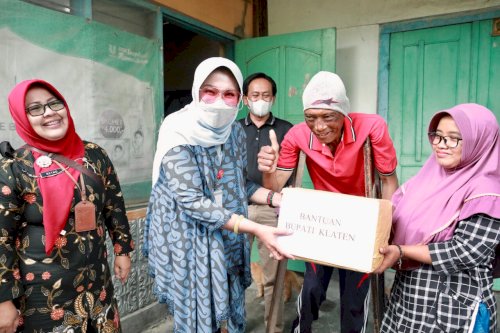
top-left (475, 20), bottom-right (500, 114)
top-left (388, 23), bottom-right (472, 182)
top-left (235, 28), bottom-right (336, 190)
top-left (235, 28), bottom-right (336, 124)
top-left (235, 28), bottom-right (336, 272)
top-left (388, 20), bottom-right (500, 184)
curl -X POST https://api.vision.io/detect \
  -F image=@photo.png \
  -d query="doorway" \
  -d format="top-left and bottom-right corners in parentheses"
top-left (162, 19), bottom-right (233, 118)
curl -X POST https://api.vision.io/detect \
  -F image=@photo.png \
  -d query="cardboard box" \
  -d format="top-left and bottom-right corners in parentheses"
top-left (277, 187), bottom-right (392, 273)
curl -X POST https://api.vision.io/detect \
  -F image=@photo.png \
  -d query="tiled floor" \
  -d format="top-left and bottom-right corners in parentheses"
top-left (143, 270), bottom-right (393, 333)
top-left (143, 270), bottom-right (500, 332)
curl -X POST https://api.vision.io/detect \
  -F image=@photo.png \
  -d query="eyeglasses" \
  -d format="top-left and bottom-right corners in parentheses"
top-left (247, 92), bottom-right (273, 102)
top-left (25, 100), bottom-right (65, 117)
top-left (428, 132), bottom-right (463, 148)
top-left (199, 86), bottom-right (241, 107)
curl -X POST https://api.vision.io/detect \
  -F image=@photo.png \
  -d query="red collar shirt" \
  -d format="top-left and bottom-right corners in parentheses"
top-left (277, 113), bottom-right (397, 196)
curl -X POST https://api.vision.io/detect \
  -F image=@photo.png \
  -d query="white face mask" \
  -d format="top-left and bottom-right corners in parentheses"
top-left (248, 99), bottom-right (273, 117)
top-left (198, 99), bottom-right (238, 129)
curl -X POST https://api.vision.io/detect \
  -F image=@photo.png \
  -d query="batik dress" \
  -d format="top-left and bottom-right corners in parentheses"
top-left (144, 123), bottom-right (257, 333)
top-left (0, 142), bottom-right (134, 333)
top-left (381, 214), bottom-right (500, 333)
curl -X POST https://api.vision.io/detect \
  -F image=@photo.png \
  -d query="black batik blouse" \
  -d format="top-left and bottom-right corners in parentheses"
top-left (0, 142), bottom-right (134, 333)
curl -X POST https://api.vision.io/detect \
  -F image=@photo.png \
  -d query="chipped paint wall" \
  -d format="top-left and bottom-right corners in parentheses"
top-left (268, 0), bottom-right (500, 114)
top-left (151, 0), bottom-right (253, 37)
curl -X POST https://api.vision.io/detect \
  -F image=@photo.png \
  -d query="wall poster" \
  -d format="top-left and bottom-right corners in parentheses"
top-left (0, 0), bottom-right (161, 203)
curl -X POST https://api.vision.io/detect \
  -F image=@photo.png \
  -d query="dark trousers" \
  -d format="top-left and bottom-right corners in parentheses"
top-left (290, 263), bottom-right (370, 333)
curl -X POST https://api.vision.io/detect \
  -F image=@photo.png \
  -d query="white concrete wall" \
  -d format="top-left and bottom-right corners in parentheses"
top-left (336, 25), bottom-right (379, 114)
top-left (268, 0), bottom-right (500, 114)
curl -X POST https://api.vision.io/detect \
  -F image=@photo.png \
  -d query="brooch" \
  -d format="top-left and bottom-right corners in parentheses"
top-left (35, 155), bottom-right (53, 168)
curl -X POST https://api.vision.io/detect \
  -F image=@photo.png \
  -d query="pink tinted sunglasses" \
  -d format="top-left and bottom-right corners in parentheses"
top-left (199, 86), bottom-right (241, 107)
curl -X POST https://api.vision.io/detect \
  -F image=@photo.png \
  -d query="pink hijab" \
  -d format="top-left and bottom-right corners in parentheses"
top-left (391, 103), bottom-right (500, 245)
top-left (9, 79), bottom-right (85, 254)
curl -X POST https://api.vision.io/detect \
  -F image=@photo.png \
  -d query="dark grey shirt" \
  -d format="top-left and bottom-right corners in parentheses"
top-left (239, 113), bottom-right (293, 186)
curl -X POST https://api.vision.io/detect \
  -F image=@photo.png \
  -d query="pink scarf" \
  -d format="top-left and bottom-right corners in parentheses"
top-left (391, 103), bottom-right (500, 245)
top-left (9, 79), bottom-right (84, 254)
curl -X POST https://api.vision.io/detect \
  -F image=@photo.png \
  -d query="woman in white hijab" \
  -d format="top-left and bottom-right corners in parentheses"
top-left (143, 57), bottom-right (292, 333)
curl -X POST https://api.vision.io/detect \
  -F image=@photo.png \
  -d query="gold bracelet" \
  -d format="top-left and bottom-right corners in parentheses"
top-left (233, 215), bottom-right (245, 234)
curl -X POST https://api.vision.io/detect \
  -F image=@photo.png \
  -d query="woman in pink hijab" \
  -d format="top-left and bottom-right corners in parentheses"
top-left (374, 103), bottom-right (500, 332)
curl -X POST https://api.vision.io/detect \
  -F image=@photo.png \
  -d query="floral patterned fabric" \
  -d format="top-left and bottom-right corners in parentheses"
top-left (143, 123), bottom-right (258, 333)
top-left (0, 142), bottom-right (134, 333)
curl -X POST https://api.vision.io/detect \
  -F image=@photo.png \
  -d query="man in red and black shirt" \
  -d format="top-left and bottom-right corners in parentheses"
top-left (258, 71), bottom-right (399, 333)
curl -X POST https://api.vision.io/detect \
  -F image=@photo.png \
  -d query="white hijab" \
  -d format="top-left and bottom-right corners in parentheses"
top-left (151, 57), bottom-right (243, 186)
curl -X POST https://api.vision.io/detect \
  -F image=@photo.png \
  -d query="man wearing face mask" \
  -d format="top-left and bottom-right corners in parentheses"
top-left (239, 72), bottom-right (293, 333)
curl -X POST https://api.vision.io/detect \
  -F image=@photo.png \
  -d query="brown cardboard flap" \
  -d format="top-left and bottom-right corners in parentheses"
top-left (370, 199), bottom-right (392, 272)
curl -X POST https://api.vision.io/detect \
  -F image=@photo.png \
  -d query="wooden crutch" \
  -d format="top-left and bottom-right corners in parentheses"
top-left (363, 139), bottom-right (385, 333)
top-left (266, 151), bottom-right (306, 333)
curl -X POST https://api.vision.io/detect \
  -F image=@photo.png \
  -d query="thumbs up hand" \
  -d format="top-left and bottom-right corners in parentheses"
top-left (269, 128), bottom-right (280, 154)
top-left (258, 129), bottom-right (280, 173)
